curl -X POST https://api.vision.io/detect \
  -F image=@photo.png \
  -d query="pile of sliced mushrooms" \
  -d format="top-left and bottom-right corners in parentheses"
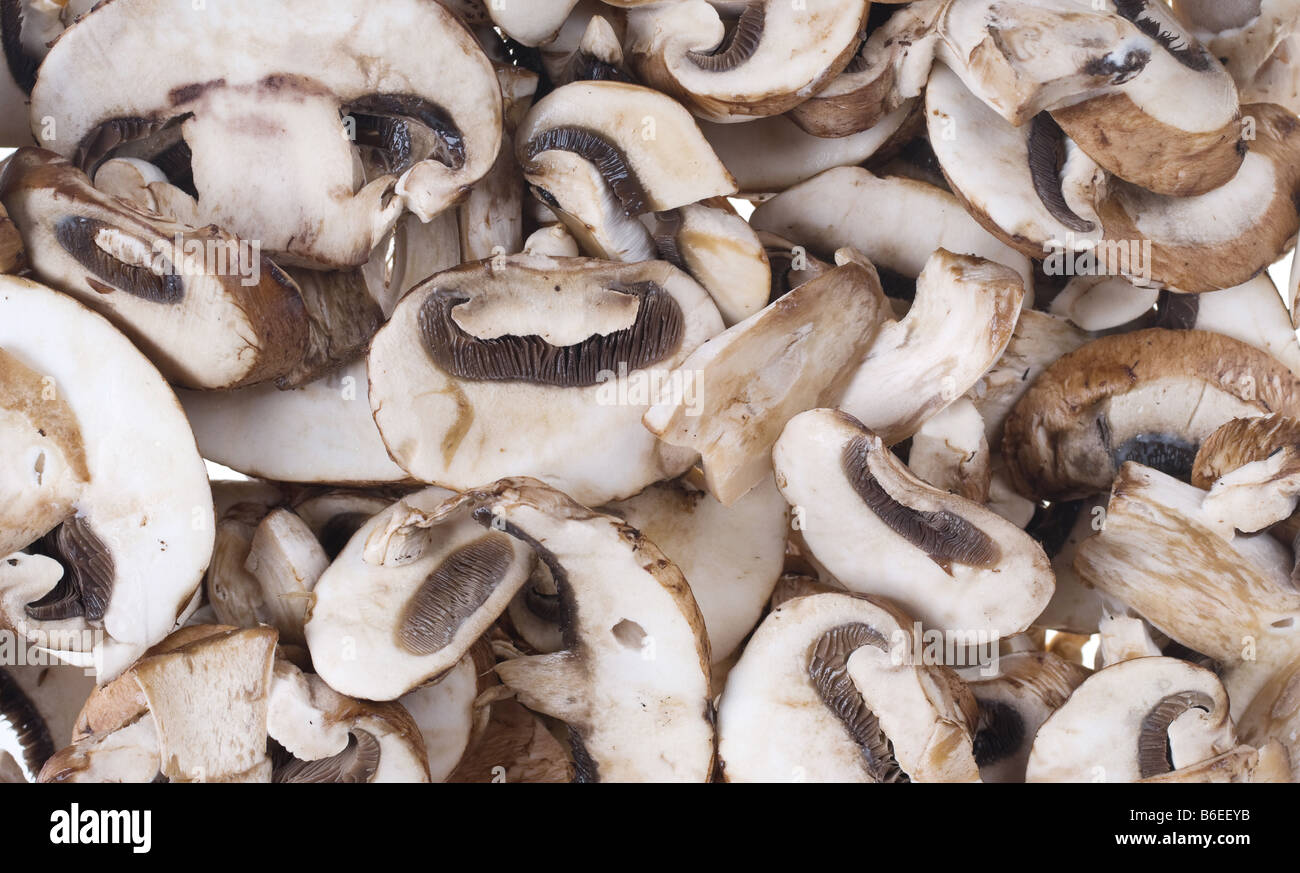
top-left (3, 0), bottom-right (1300, 784)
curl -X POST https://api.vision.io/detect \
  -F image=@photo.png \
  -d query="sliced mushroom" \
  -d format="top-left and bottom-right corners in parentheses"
top-left (398, 643), bottom-right (494, 782)
top-left (652, 201), bottom-right (770, 326)
top-left (718, 591), bottom-right (980, 783)
top-left (486, 0), bottom-right (579, 46)
top-left (1049, 275), bottom-right (1159, 332)
top-left (1173, 0), bottom-right (1300, 114)
top-left (773, 409), bottom-right (1054, 639)
top-left (1156, 276), bottom-right (1300, 379)
top-left (1026, 656), bottom-right (1237, 782)
top-left (1139, 741), bottom-right (1293, 783)
top-left (1237, 651), bottom-right (1300, 780)
top-left (447, 699), bottom-right (573, 783)
top-left (241, 508), bottom-right (329, 646)
top-left (557, 13), bottom-right (634, 85)
top-left (368, 254), bottom-right (723, 506)
top-left (907, 398), bottom-right (991, 503)
top-left (523, 224), bottom-right (582, 258)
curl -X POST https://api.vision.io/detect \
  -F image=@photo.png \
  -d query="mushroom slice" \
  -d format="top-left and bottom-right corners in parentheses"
top-left (448, 699), bottom-right (573, 783)
top-left (290, 491), bottom-right (393, 561)
top-left (1238, 651), bottom-right (1300, 780)
top-left (0, 148), bottom-right (309, 390)
top-left (39, 715), bottom-right (162, 783)
top-left (1, 660), bottom-right (96, 774)
top-left (751, 166), bottom-right (1034, 298)
top-left (1049, 275), bottom-right (1159, 332)
top-left (1191, 416), bottom-right (1300, 535)
top-left (242, 508), bottom-right (329, 646)
top-left (908, 398), bottom-right (991, 504)
top-left (368, 254), bottom-right (723, 506)
top-left (305, 487), bottom-right (533, 701)
top-left (1140, 742), bottom-right (1293, 783)
top-left (653, 202), bottom-right (770, 326)
top-left (268, 660), bottom-right (430, 783)
top-left (398, 643), bottom-right (494, 782)
top-left (1174, 0), bottom-right (1300, 113)
top-left (967, 652), bottom-right (1090, 783)
top-left (837, 249), bottom-right (1025, 444)
top-left (624, 0), bottom-right (868, 122)
top-left (1156, 276), bottom-right (1300, 379)
top-left (773, 410), bottom-right (1054, 639)
top-left (177, 360), bottom-right (411, 485)
top-left (1001, 329), bottom-right (1300, 501)
top-left (718, 592), bottom-right (980, 783)
top-left (456, 478), bottom-right (714, 782)
top-left (31, 0), bottom-right (503, 269)
top-left (557, 13), bottom-right (634, 85)
top-left (1026, 656), bottom-right (1237, 782)
top-left (486, 0), bottom-right (579, 46)
top-left (644, 261), bottom-right (888, 505)
top-left (0, 200), bottom-right (22, 273)
top-left (760, 231), bottom-right (833, 301)
top-left (599, 472), bottom-right (789, 664)
top-left (0, 276), bottom-right (213, 682)
top-left (523, 224), bottom-right (581, 258)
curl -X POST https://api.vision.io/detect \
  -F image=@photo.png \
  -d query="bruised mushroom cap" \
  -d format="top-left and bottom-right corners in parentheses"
top-left (305, 486), bottom-right (534, 701)
top-left (31, 0), bottom-right (504, 269)
top-left (1002, 328), bottom-right (1300, 501)
top-left (0, 276), bottom-right (213, 682)
top-left (717, 591), bottom-right (980, 783)
top-left (455, 477), bottom-right (714, 782)
top-left (0, 148), bottom-right (310, 390)
top-left (644, 261), bottom-right (888, 505)
top-left (368, 254), bottom-right (723, 506)
top-left (773, 409), bottom-right (1054, 639)
top-left (624, 0), bottom-right (869, 123)
top-left (967, 651), bottom-right (1090, 783)
top-left (1026, 656), bottom-right (1237, 782)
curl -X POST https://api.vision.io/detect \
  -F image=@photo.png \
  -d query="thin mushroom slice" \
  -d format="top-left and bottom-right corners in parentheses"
top-left (1049, 275), bottom-right (1159, 332)
top-left (398, 642), bottom-right (494, 782)
top-left (0, 148), bottom-right (310, 390)
top-left (1026, 656), bottom-right (1237, 782)
top-left (1173, 0), bottom-right (1300, 114)
top-left (1001, 329), bottom-right (1300, 501)
top-left (305, 486), bottom-right (534, 701)
top-left (486, 0), bottom-right (579, 46)
top-left (0, 276), bottom-right (213, 682)
top-left (773, 410), bottom-right (1054, 639)
top-left (651, 202), bottom-right (770, 326)
top-left (644, 261), bottom-right (888, 505)
top-left (907, 398), bottom-right (991, 504)
top-left (31, 0), bottom-right (504, 269)
top-left (455, 477), bottom-right (714, 783)
top-left (368, 254), bottom-right (723, 506)
top-left (717, 592), bottom-right (980, 783)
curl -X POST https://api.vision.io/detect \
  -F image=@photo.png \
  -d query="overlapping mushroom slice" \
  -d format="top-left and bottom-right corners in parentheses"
top-left (368, 254), bottom-right (722, 505)
top-left (0, 276), bottom-right (213, 681)
top-left (1026, 657), bottom-right (1238, 782)
top-left (967, 652), bottom-right (1090, 783)
top-left (1002, 329), bottom-right (1300, 501)
top-left (398, 642), bottom-right (494, 782)
top-left (773, 410), bottom-right (1054, 639)
top-left (834, 248), bottom-right (1025, 443)
top-left (651, 201), bottom-right (770, 325)
top-left (42, 626), bottom-right (277, 782)
top-left (1154, 276), bottom-right (1300, 378)
top-left (453, 478), bottom-right (714, 782)
top-left (305, 486), bottom-right (534, 701)
top-left (907, 399), bottom-right (991, 503)
top-left (717, 592), bottom-right (980, 783)
top-left (623, 0), bottom-right (868, 123)
top-left (30, 0), bottom-right (503, 269)
top-left (1189, 415), bottom-right (1300, 536)
top-left (645, 261), bottom-right (887, 505)
top-left (1173, 0), bottom-right (1300, 114)
top-left (1139, 741), bottom-right (1292, 783)
top-left (267, 660), bottom-right (430, 783)
top-left (0, 149), bottom-right (309, 390)
top-left (0, 656), bottom-right (98, 779)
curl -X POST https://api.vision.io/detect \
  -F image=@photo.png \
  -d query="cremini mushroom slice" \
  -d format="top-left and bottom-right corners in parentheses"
top-left (836, 249), bottom-right (1025, 444)
top-left (1154, 276), bottom-right (1300, 378)
top-left (267, 659), bottom-right (430, 783)
top-left (717, 591), bottom-right (980, 783)
top-left (1002, 329), bottom-right (1300, 501)
top-left (0, 276), bottom-right (214, 682)
top-left (907, 398), bottom-right (991, 503)
top-left (0, 666), bottom-right (58, 779)
top-left (455, 478), bottom-right (714, 782)
top-left (1049, 275), bottom-right (1159, 332)
top-left (368, 254), bottom-right (722, 506)
top-left (644, 261), bottom-right (888, 505)
top-left (1190, 416), bottom-right (1300, 536)
top-left (1173, 0), bottom-right (1300, 113)
top-left (1140, 741), bottom-right (1293, 783)
top-left (773, 410), bottom-right (1054, 639)
top-left (0, 148), bottom-right (310, 390)
top-left (967, 651), bottom-right (1090, 783)
top-left (305, 486), bottom-right (533, 701)
top-left (398, 642), bottom-right (494, 782)
top-left (624, 0), bottom-right (869, 123)
top-left (1026, 656), bottom-right (1237, 782)
top-left (447, 698), bottom-right (573, 783)
top-left (652, 201), bottom-right (770, 326)
top-left (30, 0), bottom-right (504, 269)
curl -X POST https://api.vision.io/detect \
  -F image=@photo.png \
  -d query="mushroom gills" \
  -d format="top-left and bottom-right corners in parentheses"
top-left (971, 699), bottom-right (1025, 768)
top-left (843, 435), bottom-right (1001, 572)
top-left (53, 216), bottom-right (183, 304)
top-left (1113, 0), bottom-right (1213, 72)
top-left (0, 667), bottom-right (54, 776)
top-left (1138, 690), bottom-right (1215, 778)
top-left (0, 0), bottom-right (37, 92)
top-left (23, 515), bottom-right (114, 622)
top-left (524, 126), bottom-right (649, 215)
top-left (397, 535), bottom-right (517, 656)
top-left (687, 3), bottom-right (765, 73)
top-left (1111, 432), bottom-right (1200, 482)
top-left (344, 93), bottom-right (467, 176)
top-left (272, 729), bottom-right (381, 783)
top-left (73, 115), bottom-right (196, 197)
top-left (1027, 113), bottom-right (1096, 234)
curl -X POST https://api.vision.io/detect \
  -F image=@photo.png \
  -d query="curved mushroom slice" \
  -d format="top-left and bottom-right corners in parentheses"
top-left (718, 592), bottom-right (980, 783)
top-left (751, 166), bottom-right (1034, 298)
top-left (700, 103), bottom-right (916, 196)
top-left (1049, 275), bottom-right (1158, 332)
top-left (645, 262), bottom-right (888, 505)
top-left (268, 660), bottom-right (430, 783)
top-left (907, 398), bottom-right (991, 503)
top-left (1175, 0), bottom-right (1300, 114)
top-left (31, 0), bottom-right (503, 269)
top-left (398, 644), bottom-right (494, 782)
top-left (759, 231), bottom-right (833, 302)
top-left (1155, 276), bottom-right (1300, 379)
top-left (938, 0), bottom-right (1244, 197)
top-left (789, 1), bottom-right (943, 138)
top-left (653, 202), bottom-right (770, 326)
top-left (1074, 462), bottom-right (1300, 717)
top-left (455, 478), bottom-right (714, 782)
top-left (369, 255), bottom-right (723, 506)
top-left (305, 486), bottom-right (532, 701)
top-left (774, 410), bottom-right (1054, 639)
top-left (624, 0), bottom-right (867, 123)
top-left (0, 276), bottom-right (213, 682)
top-left (487, 0), bottom-right (579, 46)
top-left (837, 249), bottom-right (1024, 444)
top-left (178, 360), bottom-right (411, 485)
top-left (967, 652), bottom-right (1090, 783)
top-left (1002, 329), bottom-right (1300, 501)
top-left (1140, 742), bottom-right (1293, 783)
top-left (0, 148), bottom-right (310, 390)
top-left (1026, 656), bottom-right (1237, 782)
